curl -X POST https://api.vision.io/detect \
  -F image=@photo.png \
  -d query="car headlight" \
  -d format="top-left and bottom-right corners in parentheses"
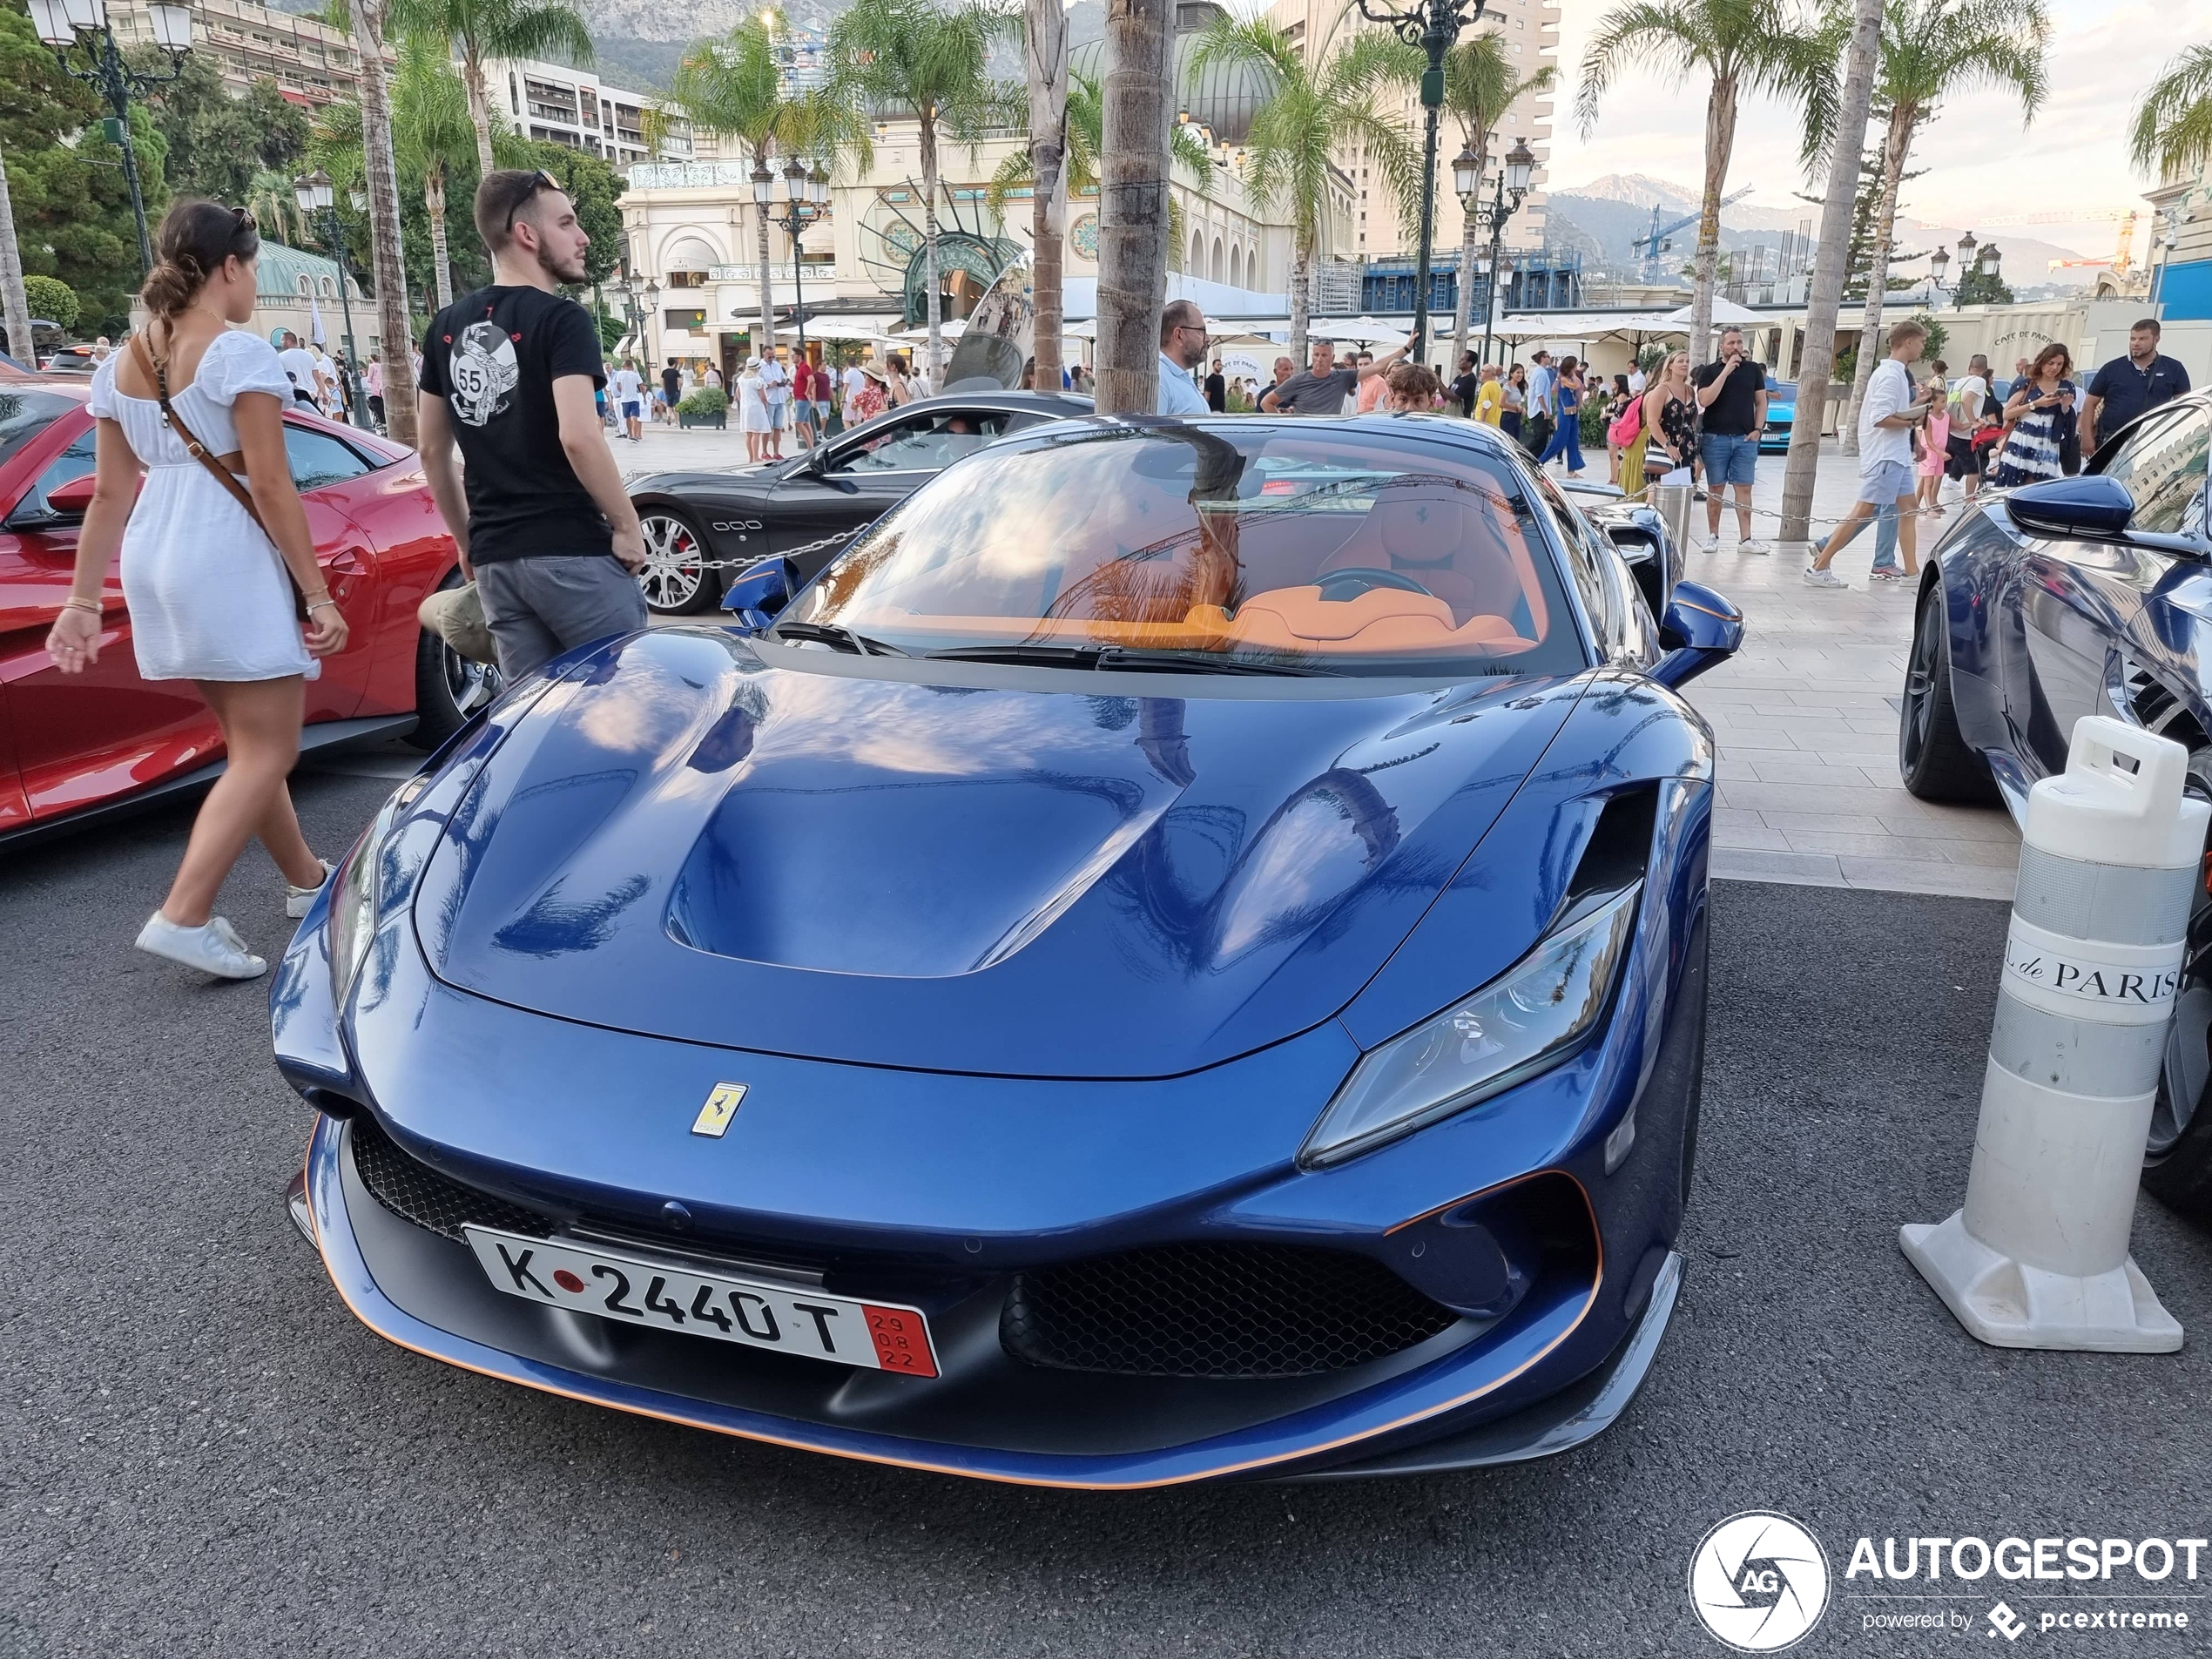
top-left (1299, 882), bottom-right (1642, 1169)
top-left (327, 772), bottom-right (430, 1009)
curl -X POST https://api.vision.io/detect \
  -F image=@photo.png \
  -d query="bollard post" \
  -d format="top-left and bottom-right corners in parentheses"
top-left (1654, 477), bottom-right (1695, 556)
top-left (1901, 716), bottom-right (2203, 1352)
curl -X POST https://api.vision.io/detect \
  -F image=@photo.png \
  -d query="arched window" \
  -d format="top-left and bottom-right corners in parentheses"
top-left (1190, 228), bottom-right (1204, 274)
top-left (660, 233), bottom-right (721, 291)
top-left (1211, 236), bottom-right (1224, 282)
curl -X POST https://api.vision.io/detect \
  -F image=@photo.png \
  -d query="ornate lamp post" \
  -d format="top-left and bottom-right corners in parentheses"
top-left (766, 158), bottom-right (829, 365)
top-left (293, 170), bottom-right (370, 428)
top-left (1454, 135), bottom-right (1532, 372)
top-left (1927, 243), bottom-right (1949, 308)
top-left (1953, 231), bottom-right (1977, 309)
top-left (28, 0), bottom-right (193, 276)
top-left (1355, 0), bottom-right (1489, 367)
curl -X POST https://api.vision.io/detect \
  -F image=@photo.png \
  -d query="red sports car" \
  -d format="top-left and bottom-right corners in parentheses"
top-left (0, 374), bottom-right (484, 844)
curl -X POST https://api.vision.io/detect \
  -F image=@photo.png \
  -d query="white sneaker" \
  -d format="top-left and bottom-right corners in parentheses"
top-left (1699, 535), bottom-right (1720, 553)
top-left (1802, 565), bottom-right (1848, 589)
top-left (1740, 538), bottom-right (1772, 556)
top-left (285, 860), bottom-right (336, 919)
top-left (136, 912), bottom-right (267, 980)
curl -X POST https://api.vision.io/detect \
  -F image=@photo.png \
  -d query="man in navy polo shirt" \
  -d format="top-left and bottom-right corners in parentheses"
top-left (2081, 318), bottom-right (2190, 455)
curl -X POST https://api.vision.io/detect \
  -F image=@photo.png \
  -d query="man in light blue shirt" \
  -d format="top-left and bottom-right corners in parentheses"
top-left (1526, 350), bottom-right (1555, 421)
top-left (1157, 299), bottom-right (1211, 415)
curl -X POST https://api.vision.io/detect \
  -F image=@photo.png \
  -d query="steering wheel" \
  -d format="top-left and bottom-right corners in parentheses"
top-left (1315, 567), bottom-right (1435, 602)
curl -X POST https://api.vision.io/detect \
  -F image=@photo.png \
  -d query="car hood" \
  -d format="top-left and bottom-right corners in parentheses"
top-left (414, 628), bottom-right (1587, 1077)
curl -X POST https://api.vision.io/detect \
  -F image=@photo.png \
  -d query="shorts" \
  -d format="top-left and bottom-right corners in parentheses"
top-left (1700, 432), bottom-right (1757, 487)
top-left (793, 399), bottom-right (816, 428)
top-left (1944, 435), bottom-right (1979, 481)
top-left (621, 399), bottom-right (641, 418)
top-left (1857, 458), bottom-right (1916, 505)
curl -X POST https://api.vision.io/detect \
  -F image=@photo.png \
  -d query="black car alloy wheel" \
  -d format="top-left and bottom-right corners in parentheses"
top-left (638, 509), bottom-right (717, 614)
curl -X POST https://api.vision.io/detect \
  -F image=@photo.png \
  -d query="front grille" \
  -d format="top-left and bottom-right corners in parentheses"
top-left (1001, 1243), bottom-right (1460, 1378)
top-left (350, 1115), bottom-right (552, 1241)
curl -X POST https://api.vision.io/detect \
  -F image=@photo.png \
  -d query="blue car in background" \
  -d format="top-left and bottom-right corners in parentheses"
top-left (1757, 380), bottom-right (1796, 453)
top-left (1900, 393), bottom-right (2212, 1215)
top-left (274, 413), bottom-right (1742, 1487)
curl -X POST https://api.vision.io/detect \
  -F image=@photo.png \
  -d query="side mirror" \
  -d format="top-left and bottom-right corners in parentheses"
top-left (1653, 579), bottom-right (1743, 690)
top-left (2006, 473), bottom-right (2134, 540)
top-left (44, 473), bottom-right (97, 516)
top-left (720, 556), bottom-right (795, 631)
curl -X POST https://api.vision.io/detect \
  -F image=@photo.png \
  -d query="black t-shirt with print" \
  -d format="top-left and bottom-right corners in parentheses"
top-left (418, 285), bottom-right (610, 564)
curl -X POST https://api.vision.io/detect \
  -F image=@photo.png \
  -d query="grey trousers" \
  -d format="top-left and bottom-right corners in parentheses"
top-left (475, 555), bottom-right (648, 680)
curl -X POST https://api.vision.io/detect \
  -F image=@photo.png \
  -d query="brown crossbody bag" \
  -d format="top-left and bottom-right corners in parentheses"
top-left (130, 328), bottom-right (308, 619)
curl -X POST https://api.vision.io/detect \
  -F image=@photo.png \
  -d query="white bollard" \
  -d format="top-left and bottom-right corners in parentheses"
top-left (1901, 716), bottom-right (2203, 1352)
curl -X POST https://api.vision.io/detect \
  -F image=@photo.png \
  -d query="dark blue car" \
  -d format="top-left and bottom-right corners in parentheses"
top-left (1900, 393), bottom-right (2212, 1212)
top-left (274, 413), bottom-right (1741, 1486)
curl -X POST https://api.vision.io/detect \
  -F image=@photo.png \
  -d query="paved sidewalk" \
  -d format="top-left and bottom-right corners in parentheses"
top-left (1641, 440), bottom-right (2020, 901)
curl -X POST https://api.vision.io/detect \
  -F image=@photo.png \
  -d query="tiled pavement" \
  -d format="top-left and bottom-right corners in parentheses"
top-left (1661, 444), bottom-right (2020, 900)
top-left (604, 423), bottom-right (2026, 900)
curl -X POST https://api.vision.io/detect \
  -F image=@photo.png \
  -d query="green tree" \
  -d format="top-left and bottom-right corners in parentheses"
top-left (24, 271), bottom-right (75, 327)
top-left (1575, 0), bottom-right (1839, 364)
top-left (829, 0), bottom-right (1013, 379)
top-left (1839, 0), bottom-right (2047, 453)
top-left (2132, 44), bottom-right (2212, 182)
top-left (1189, 8), bottom-right (1421, 362)
top-left (1437, 31), bottom-right (1554, 370)
top-left (988, 69), bottom-right (1211, 270)
top-left (393, 0), bottom-right (594, 179)
top-left (141, 51), bottom-right (312, 203)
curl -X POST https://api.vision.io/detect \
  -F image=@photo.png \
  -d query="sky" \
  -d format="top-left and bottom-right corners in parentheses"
top-left (1548, 0), bottom-right (2212, 273)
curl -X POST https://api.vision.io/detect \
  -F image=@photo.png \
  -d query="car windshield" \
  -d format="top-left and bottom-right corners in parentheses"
top-left (0, 388), bottom-right (79, 469)
top-left (782, 422), bottom-right (1585, 678)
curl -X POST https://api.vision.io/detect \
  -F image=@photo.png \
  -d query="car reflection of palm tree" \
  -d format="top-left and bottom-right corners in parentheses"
top-left (492, 873), bottom-right (654, 958)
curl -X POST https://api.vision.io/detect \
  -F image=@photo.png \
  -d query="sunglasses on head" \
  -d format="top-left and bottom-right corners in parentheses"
top-left (502, 169), bottom-right (563, 232)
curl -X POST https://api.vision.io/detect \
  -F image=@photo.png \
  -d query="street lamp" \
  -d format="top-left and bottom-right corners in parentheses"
top-left (30, 0), bottom-right (192, 275)
top-left (291, 170), bottom-right (370, 428)
top-left (1928, 244), bottom-right (1949, 307)
top-left (1457, 135), bottom-right (1532, 372)
top-left (1353, 0), bottom-right (1492, 366)
top-left (766, 158), bottom-right (830, 366)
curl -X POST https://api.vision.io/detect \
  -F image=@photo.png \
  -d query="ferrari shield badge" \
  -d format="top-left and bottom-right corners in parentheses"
top-left (691, 1082), bottom-right (747, 1138)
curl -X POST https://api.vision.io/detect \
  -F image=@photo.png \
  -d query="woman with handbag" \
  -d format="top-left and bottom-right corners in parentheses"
top-left (41, 199), bottom-right (348, 980)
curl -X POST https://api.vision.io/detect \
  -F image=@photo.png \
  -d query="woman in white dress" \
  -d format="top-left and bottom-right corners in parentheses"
top-left (42, 200), bottom-right (349, 980)
top-left (738, 359), bottom-right (772, 463)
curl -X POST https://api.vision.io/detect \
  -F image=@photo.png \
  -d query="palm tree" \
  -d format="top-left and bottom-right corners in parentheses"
top-left (662, 22), bottom-right (872, 368)
top-left (1576, 0), bottom-right (1839, 365)
top-left (1436, 33), bottom-right (1554, 373)
top-left (0, 144), bottom-right (35, 368)
top-left (1840, 0), bottom-right (2048, 452)
top-left (1022, 0), bottom-right (1069, 390)
top-left (1093, 0), bottom-right (1169, 414)
top-left (1189, 10), bottom-right (1422, 363)
top-left (345, 0), bottom-right (418, 444)
top-left (1779, 0), bottom-right (1884, 544)
top-left (2132, 45), bottom-right (2212, 185)
top-left (246, 170), bottom-right (309, 249)
top-left (830, 0), bottom-right (1018, 382)
top-left (312, 37), bottom-right (482, 309)
top-left (394, 0), bottom-right (594, 179)
top-left (988, 71), bottom-right (1212, 270)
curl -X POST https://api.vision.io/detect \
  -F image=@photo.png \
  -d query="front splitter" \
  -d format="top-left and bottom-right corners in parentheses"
top-left (301, 1113), bottom-right (1676, 1488)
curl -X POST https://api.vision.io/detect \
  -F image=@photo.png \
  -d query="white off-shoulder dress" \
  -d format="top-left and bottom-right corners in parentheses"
top-left (90, 328), bottom-right (317, 682)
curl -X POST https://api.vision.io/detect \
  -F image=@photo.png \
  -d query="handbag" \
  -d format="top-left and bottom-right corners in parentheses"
top-left (131, 330), bottom-right (307, 619)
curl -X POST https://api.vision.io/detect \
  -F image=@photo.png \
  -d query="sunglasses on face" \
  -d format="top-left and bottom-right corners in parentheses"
top-left (502, 169), bottom-right (563, 232)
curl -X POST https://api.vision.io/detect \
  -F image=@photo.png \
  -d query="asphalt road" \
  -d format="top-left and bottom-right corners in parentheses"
top-left (6, 770), bottom-right (2212, 1658)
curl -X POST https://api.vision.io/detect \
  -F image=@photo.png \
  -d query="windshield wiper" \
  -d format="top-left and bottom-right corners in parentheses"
top-left (765, 621), bottom-right (907, 656)
top-left (923, 644), bottom-right (1339, 676)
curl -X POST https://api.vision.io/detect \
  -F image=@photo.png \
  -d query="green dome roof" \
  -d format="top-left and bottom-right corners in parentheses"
top-left (255, 240), bottom-right (361, 303)
top-left (1071, 2), bottom-right (1269, 147)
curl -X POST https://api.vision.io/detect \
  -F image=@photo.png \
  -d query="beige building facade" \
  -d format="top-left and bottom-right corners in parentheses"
top-left (1262, 0), bottom-right (1558, 260)
top-left (107, 0), bottom-right (367, 109)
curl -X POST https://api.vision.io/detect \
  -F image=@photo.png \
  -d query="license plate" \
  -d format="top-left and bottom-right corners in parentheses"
top-left (462, 1225), bottom-right (937, 1378)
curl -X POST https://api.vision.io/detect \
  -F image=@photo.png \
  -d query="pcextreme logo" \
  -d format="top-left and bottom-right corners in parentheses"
top-left (1689, 1512), bottom-right (1832, 1652)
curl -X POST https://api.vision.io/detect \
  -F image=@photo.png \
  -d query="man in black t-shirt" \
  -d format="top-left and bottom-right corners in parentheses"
top-left (1691, 327), bottom-right (1770, 552)
top-left (1450, 352), bottom-right (1480, 418)
top-left (1204, 357), bottom-right (1227, 413)
top-left (416, 169), bottom-right (647, 679)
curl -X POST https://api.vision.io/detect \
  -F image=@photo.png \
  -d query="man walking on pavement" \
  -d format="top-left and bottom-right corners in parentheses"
top-left (1692, 327), bottom-right (1770, 553)
top-left (1157, 300), bottom-right (1211, 415)
top-left (1262, 337), bottom-right (1403, 415)
top-left (416, 168), bottom-right (648, 682)
top-left (1804, 320), bottom-right (1933, 589)
top-left (2081, 318), bottom-right (2190, 455)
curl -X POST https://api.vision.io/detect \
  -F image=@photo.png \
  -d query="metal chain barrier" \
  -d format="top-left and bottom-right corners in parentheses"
top-left (643, 526), bottom-right (866, 577)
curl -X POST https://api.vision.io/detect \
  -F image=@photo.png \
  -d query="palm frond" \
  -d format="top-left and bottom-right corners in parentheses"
top-left (2134, 44), bottom-right (2212, 179)
top-left (1575, 0), bottom-right (1710, 136)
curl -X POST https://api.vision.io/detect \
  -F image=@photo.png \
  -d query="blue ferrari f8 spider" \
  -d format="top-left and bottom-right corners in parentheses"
top-left (273, 413), bottom-right (1742, 1486)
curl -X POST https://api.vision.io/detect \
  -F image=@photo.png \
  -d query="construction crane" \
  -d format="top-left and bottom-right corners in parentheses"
top-left (2045, 212), bottom-right (2141, 279)
top-left (1637, 189), bottom-right (1756, 282)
